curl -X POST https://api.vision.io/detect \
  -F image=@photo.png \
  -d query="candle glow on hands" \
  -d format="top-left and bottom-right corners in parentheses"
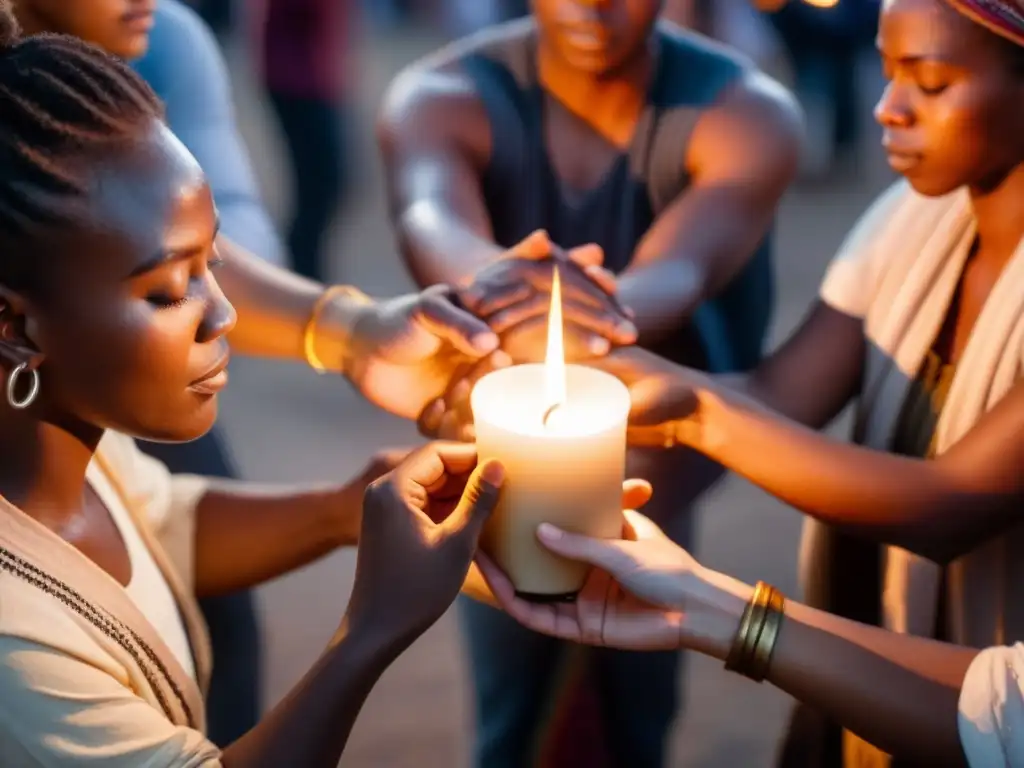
top-left (542, 268), bottom-right (568, 429)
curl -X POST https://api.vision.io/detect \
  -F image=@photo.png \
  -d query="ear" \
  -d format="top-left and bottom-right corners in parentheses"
top-left (0, 287), bottom-right (45, 373)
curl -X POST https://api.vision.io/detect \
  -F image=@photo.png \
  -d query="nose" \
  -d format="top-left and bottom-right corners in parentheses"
top-left (197, 272), bottom-right (237, 344)
top-left (874, 80), bottom-right (913, 129)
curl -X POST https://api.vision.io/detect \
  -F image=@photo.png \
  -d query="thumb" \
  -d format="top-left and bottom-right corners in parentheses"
top-left (628, 377), bottom-right (699, 426)
top-left (443, 460), bottom-right (505, 539)
top-left (536, 524), bottom-right (638, 578)
top-left (567, 243), bottom-right (604, 268)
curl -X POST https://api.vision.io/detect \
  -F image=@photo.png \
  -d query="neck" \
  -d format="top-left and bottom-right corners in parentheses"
top-left (969, 161), bottom-right (1024, 265)
top-left (0, 412), bottom-right (102, 526)
top-left (536, 38), bottom-right (656, 147)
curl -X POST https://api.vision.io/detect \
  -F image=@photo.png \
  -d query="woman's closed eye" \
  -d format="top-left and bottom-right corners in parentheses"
top-left (146, 254), bottom-right (224, 309)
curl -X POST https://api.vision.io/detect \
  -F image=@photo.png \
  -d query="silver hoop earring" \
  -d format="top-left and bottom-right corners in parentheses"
top-left (6, 362), bottom-right (40, 410)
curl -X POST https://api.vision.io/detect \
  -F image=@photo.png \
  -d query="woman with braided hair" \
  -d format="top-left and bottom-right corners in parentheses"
top-left (0, 8), bottom-right (521, 766)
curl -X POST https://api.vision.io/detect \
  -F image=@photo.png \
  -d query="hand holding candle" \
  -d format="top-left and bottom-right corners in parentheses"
top-left (471, 269), bottom-right (631, 601)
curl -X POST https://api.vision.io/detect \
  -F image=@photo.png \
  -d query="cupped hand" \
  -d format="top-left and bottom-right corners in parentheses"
top-left (345, 285), bottom-right (503, 420)
top-left (343, 443), bottom-right (505, 650)
top-left (478, 502), bottom-right (739, 652)
top-left (461, 478), bottom-right (654, 607)
top-left (589, 346), bottom-right (715, 448)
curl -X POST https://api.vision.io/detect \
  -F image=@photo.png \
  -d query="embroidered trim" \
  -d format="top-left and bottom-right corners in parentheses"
top-left (0, 546), bottom-right (195, 727)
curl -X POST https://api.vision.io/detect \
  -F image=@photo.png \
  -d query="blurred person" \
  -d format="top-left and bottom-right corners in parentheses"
top-left (663, 0), bottom-right (787, 74)
top-left (765, 0), bottom-right (882, 178)
top-left (378, 0), bottom-right (802, 762)
top-left (258, 0), bottom-right (358, 282)
top-left (0, 17), bottom-right (530, 763)
top-left (534, 1), bottom-right (1019, 763)
top-left (479, 496), bottom-right (1019, 766)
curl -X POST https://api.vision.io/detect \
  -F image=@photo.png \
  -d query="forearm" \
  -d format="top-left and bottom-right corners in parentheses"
top-left (694, 391), bottom-right (977, 560)
top-left (217, 238), bottom-right (366, 373)
top-left (694, 571), bottom-right (973, 764)
top-left (192, 481), bottom-right (357, 597)
top-left (396, 204), bottom-right (502, 288)
top-left (221, 621), bottom-right (404, 767)
top-left (617, 259), bottom-right (705, 346)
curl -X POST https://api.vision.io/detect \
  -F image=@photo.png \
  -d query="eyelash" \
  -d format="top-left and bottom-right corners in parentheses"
top-left (149, 256), bottom-right (226, 310)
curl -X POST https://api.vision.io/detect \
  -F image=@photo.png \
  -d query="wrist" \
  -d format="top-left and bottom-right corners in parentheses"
top-left (305, 286), bottom-right (376, 376)
top-left (329, 615), bottom-right (407, 674)
top-left (328, 484), bottom-right (363, 548)
top-left (680, 568), bottom-right (753, 660)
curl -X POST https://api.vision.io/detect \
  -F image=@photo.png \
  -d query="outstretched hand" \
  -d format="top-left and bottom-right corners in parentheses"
top-left (478, 484), bottom-right (743, 652)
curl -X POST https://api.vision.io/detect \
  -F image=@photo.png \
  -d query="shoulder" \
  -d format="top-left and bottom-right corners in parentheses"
top-left (378, 23), bottom-right (528, 159)
top-left (134, 0), bottom-right (222, 94)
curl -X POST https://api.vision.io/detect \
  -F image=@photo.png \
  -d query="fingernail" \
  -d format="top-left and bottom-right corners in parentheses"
top-left (472, 332), bottom-right (499, 353)
top-left (617, 320), bottom-right (638, 338)
top-left (589, 337), bottom-right (611, 355)
top-left (491, 350), bottom-right (513, 367)
top-left (480, 460), bottom-right (506, 486)
top-left (537, 523), bottom-right (562, 540)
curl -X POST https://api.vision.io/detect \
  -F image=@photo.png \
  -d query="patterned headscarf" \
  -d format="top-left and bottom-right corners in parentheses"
top-left (942, 0), bottom-right (1024, 46)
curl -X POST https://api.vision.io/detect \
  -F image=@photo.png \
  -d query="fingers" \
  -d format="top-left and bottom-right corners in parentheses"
top-left (621, 478), bottom-right (653, 511)
top-left (476, 554), bottom-right (581, 641)
top-left (415, 286), bottom-right (499, 356)
top-left (417, 351), bottom-right (512, 441)
top-left (442, 460), bottom-right (505, 539)
top-left (565, 243), bottom-right (604, 268)
top-left (486, 294), bottom-right (636, 345)
top-left (535, 523), bottom-right (638, 579)
top-left (393, 442), bottom-right (479, 494)
top-left (506, 229), bottom-right (553, 260)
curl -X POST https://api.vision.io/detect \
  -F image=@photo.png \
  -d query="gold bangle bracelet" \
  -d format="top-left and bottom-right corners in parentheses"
top-left (724, 581), bottom-right (786, 683)
top-left (303, 285), bottom-right (372, 374)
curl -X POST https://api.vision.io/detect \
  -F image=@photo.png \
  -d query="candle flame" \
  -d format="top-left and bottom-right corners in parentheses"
top-left (543, 267), bottom-right (567, 420)
top-left (802, 0), bottom-right (838, 7)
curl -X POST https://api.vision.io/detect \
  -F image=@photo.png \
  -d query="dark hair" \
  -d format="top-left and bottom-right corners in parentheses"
top-left (0, 0), bottom-right (164, 290)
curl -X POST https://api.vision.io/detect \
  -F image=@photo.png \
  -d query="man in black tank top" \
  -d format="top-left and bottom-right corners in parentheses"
top-left (379, 2), bottom-right (801, 765)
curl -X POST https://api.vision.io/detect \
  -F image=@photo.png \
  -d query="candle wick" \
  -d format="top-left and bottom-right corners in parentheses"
top-left (542, 403), bottom-right (562, 427)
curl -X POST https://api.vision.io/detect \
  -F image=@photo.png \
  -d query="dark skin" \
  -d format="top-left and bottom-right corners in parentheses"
top-left (17, 0), bottom-right (512, 426)
top-left (15, 0), bottom-right (155, 59)
top-left (380, 0), bottom-right (801, 526)
top-left (589, 0), bottom-right (1024, 563)
top-left (0, 121), bottom-right (501, 764)
top-left (379, 0), bottom-right (800, 355)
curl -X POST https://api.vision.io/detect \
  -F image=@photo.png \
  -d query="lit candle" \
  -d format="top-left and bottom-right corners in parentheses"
top-left (471, 269), bottom-right (631, 601)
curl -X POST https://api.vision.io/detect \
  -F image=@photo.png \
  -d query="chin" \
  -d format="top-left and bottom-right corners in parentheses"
top-left (903, 173), bottom-right (961, 199)
top-left (126, 408), bottom-right (219, 445)
top-left (109, 35), bottom-right (150, 61)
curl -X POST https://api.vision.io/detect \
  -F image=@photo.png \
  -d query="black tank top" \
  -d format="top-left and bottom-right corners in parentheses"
top-left (459, 21), bottom-right (774, 371)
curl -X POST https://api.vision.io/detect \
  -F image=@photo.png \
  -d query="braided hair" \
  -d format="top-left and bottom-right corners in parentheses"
top-left (0, 1), bottom-right (163, 291)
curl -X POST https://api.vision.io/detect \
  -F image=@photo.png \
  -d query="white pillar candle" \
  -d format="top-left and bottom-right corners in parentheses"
top-left (471, 270), bottom-right (630, 600)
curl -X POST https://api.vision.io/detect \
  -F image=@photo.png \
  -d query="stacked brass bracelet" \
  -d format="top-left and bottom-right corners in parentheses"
top-left (303, 285), bottom-right (373, 375)
top-left (724, 581), bottom-right (786, 682)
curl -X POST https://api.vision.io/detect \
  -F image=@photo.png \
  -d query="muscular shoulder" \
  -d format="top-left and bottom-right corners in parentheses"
top-left (377, 19), bottom-right (534, 160)
top-left (686, 63), bottom-right (803, 183)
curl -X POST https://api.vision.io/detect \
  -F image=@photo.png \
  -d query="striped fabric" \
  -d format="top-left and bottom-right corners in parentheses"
top-left (943, 0), bottom-right (1024, 45)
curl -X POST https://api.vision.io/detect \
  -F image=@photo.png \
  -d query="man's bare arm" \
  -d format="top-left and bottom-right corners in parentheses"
top-left (619, 70), bottom-right (802, 345)
top-left (377, 67), bottom-right (500, 287)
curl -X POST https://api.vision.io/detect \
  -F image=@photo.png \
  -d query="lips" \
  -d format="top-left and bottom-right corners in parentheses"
top-left (882, 136), bottom-right (923, 173)
top-left (121, 7), bottom-right (155, 31)
top-left (189, 354), bottom-right (230, 395)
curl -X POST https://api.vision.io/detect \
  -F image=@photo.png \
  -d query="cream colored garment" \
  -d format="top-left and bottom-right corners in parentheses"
top-left (0, 431), bottom-right (222, 766)
top-left (818, 179), bottom-right (1024, 646)
top-left (959, 643), bottom-right (1024, 766)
